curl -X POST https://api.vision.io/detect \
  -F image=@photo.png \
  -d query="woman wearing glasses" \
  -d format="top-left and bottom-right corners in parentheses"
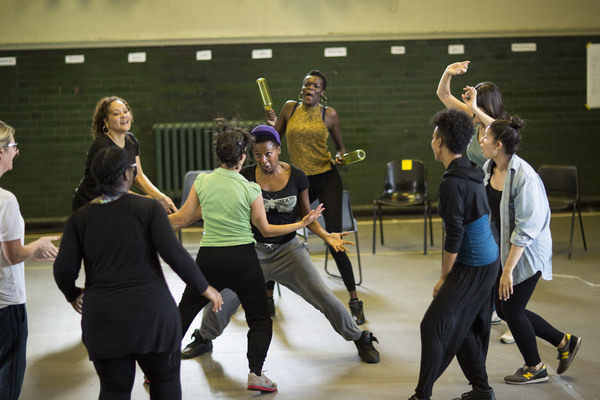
top-left (71, 96), bottom-right (177, 213)
top-left (54, 146), bottom-right (223, 399)
top-left (0, 121), bottom-right (59, 400)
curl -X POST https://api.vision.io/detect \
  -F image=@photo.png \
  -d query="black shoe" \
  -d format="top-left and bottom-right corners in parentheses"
top-left (452, 387), bottom-right (496, 400)
top-left (354, 330), bottom-right (380, 363)
top-left (349, 299), bottom-right (365, 325)
top-left (181, 329), bottom-right (213, 359)
top-left (268, 297), bottom-right (276, 317)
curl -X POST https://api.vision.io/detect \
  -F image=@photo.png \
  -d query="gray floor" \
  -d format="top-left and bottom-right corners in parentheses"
top-left (19, 212), bottom-right (600, 400)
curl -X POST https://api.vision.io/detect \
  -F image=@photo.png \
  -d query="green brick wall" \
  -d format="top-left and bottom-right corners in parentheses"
top-left (1, 35), bottom-right (599, 221)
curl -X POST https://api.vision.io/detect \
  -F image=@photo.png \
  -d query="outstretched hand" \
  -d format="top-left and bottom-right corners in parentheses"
top-left (301, 203), bottom-right (324, 227)
top-left (31, 235), bottom-right (60, 261)
top-left (325, 232), bottom-right (354, 252)
top-left (446, 60), bottom-right (470, 76)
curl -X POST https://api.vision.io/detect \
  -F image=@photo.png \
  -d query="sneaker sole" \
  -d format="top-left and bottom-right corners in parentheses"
top-left (247, 385), bottom-right (277, 392)
top-left (504, 376), bottom-right (549, 385)
top-left (558, 336), bottom-right (582, 375)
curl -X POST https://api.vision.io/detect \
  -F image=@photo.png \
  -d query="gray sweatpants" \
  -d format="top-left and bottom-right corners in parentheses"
top-left (199, 236), bottom-right (362, 342)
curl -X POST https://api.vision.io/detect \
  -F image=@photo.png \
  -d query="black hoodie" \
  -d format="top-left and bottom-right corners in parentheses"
top-left (438, 157), bottom-right (493, 256)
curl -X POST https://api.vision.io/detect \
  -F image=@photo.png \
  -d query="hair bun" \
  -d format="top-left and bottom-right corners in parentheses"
top-left (509, 115), bottom-right (526, 130)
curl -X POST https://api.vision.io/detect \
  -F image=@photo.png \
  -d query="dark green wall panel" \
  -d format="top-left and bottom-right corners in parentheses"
top-left (1, 36), bottom-right (599, 220)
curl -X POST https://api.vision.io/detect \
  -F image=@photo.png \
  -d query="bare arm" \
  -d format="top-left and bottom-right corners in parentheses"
top-left (298, 189), bottom-right (353, 252)
top-left (251, 194), bottom-right (324, 237)
top-left (133, 155), bottom-right (178, 213)
top-left (2, 236), bottom-right (59, 265)
top-left (323, 106), bottom-right (346, 163)
top-left (266, 101), bottom-right (296, 138)
top-left (437, 61), bottom-right (472, 115)
top-left (168, 186), bottom-right (201, 231)
top-left (498, 244), bottom-right (525, 301)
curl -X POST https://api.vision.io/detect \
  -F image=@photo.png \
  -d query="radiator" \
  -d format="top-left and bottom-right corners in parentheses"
top-left (153, 121), bottom-right (262, 201)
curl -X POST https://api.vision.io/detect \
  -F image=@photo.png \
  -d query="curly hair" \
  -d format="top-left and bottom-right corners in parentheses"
top-left (488, 116), bottom-right (526, 156)
top-left (305, 70), bottom-right (327, 90)
top-left (91, 147), bottom-right (133, 194)
top-left (91, 96), bottom-right (133, 139)
top-left (0, 120), bottom-right (15, 147)
top-left (214, 118), bottom-right (253, 168)
top-left (431, 108), bottom-right (474, 154)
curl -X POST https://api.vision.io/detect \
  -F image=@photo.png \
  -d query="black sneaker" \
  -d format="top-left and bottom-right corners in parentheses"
top-left (557, 334), bottom-right (582, 374)
top-left (181, 329), bottom-right (213, 359)
top-left (452, 386), bottom-right (496, 400)
top-left (349, 299), bottom-right (365, 325)
top-left (268, 297), bottom-right (276, 317)
top-left (504, 364), bottom-right (548, 385)
top-left (354, 330), bottom-right (380, 363)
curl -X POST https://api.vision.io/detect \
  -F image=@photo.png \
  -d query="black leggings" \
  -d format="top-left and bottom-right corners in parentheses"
top-left (494, 270), bottom-right (564, 366)
top-left (307, 166), bottom-right (356, 293)
top-left (92, 350), bottom-right (181, 400)
top-left (178, 244), bottom-right (272, 375)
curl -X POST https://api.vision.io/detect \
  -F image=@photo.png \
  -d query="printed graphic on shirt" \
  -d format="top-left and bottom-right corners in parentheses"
top-left (263, 195), bottom-right (297, 213)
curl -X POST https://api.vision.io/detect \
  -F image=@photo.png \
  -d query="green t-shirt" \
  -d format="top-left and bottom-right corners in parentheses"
top-left (195, 168), bottom-right (261, 247)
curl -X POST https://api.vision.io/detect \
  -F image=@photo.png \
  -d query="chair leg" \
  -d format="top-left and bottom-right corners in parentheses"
top-left (354, 229), bottom-right (363, 286)
top-left (372, 202), bottom-right (377, 254)
top-left (568, 207), bottom-right (575, 259)
top-left (577, 204), bottom-right (587, 251)
top-left (423, 205), bottom-right (427, 255)
top-left (379, 205), bottom-right (384, 246)
top-left (428, 204), bottom-right (434, 246)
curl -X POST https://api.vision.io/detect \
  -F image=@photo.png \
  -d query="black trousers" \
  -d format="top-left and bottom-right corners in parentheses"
top-left (178, 244), bottom-right (272, 375)
top-left (92, 350), bottom-right (181, 400)
top-left (415, 258), bottom-right (499, 399)
top-left (308, 166), bottom-right (356, 293)
top-left (494, 270), bottom-right (564, 366)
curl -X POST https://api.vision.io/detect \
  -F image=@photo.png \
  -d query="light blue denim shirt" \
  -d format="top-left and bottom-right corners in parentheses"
top-left (483, 154), bottom-right (553, 285)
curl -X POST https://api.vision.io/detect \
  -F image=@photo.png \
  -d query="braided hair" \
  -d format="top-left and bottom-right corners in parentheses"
top-left (91, 147), bottom-right (132, 194)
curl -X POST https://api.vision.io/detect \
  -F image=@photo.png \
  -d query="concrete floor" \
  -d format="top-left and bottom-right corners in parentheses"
top-left (19, 212), bottom-right (600, 400)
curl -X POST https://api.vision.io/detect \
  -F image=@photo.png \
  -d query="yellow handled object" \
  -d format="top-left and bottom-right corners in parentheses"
top-left (340, 149), bottom-right (366, 165)
top-left (256, 78), bottom-right (273, 110)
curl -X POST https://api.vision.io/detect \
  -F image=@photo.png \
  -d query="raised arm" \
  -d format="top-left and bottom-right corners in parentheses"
top-left (437, 61), bottom-right (472, 115)
top-left (266, 100), bottom-right (296, 138)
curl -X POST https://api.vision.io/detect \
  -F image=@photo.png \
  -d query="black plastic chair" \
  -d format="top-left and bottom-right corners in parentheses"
top-left (372, 160), bottom-right (433, 255)
top-left (538, 165), bottom-right (587, 259)
top-left (298, 191), bottom-right (362, 286)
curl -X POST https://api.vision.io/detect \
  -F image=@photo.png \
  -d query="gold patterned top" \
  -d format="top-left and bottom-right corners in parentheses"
top-left (286, 104), bottom-right (332, 176)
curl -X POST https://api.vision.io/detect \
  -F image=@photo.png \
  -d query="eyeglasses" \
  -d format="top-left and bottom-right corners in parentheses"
top-left (1, 143), bottom-right (18, 150)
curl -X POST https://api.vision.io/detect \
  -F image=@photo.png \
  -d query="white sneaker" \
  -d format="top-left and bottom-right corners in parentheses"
top-left (247, 372), bottom-right (277, 392)
top-left (500, 329), bottom-right (515, 344)
top-left (491, 310), bottom-right (502, 325)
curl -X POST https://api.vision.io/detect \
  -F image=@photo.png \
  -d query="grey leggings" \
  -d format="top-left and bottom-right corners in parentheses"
top-left (199, 237), bottom-right (362, 342)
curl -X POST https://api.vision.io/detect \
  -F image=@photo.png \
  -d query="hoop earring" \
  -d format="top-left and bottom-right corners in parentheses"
top-left (298, 92), bottom-right (304, 102)
top-left (103, 125), bottom-right (109, 134)
top-left (319, 94), bottom-right (328, 105)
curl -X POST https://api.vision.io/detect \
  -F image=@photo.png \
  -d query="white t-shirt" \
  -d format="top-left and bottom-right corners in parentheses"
top-left (0, 187), bottom-right (26, 308)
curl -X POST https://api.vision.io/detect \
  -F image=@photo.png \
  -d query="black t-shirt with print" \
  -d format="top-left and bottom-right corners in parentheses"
top-left (241, 164), bottom-right (309, 244)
